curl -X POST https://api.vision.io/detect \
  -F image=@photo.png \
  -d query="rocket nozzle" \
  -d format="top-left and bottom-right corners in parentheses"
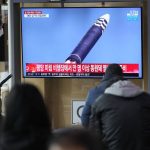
top-left (65, 60), bottom-right (77, 64)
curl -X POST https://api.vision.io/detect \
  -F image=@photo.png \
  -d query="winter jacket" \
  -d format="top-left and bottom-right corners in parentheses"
top-left (89, 80), bottom-right (150, 150)
top-left (81, 75), bottom-right (123, 127)
top-left (0, 130), bottom-right (50, 150)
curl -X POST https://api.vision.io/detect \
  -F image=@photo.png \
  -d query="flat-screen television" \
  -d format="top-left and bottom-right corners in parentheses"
top-left (21, 7), bottom-right (142, 78)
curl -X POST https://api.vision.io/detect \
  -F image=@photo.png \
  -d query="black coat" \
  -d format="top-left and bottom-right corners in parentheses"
top-left (81, 75), bottom-right (123, 128)
top-left (89, 80), bottom-right (150, 150)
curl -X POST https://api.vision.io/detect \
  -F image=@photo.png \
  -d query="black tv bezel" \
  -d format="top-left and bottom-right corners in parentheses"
top-left (21, 6), bottom-right (143, 79)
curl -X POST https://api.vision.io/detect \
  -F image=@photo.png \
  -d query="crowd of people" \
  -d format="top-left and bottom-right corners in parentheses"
top-left (0, 64), bottom-right (150, 150)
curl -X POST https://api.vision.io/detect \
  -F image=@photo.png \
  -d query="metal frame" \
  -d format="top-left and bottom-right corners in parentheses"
top-left (8, 0), bottom-right (21, 88)
top-left (148, 0), bottom-right (150, 92)
top-left (13, 0), bottom-right (144, 3)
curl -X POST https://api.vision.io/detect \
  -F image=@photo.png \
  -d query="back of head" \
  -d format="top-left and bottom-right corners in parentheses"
top-left (104, 63), bottom-right (123, 79)
top-left (0, 15), bottom-right (2, 28)
top-left (49, 128), bottom-right (100, 150)
top-left (0, 83), bottom-right (51, 150)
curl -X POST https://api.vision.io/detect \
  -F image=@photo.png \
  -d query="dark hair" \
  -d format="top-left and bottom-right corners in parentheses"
top-left (105, 63), bottom-right (123, 77)
top-left (49, 128), bottom-right (100, 150)
top-left (0, 14), bottom-right (2, 28)
top-left (0, 84), bottom-right (51, 150)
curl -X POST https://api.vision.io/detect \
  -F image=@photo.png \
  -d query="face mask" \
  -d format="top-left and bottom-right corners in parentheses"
top-left (0, 28), bottom-right (4, 37)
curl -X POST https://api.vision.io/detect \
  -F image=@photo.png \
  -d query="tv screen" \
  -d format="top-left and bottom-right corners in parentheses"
top-left (21, 7), bottom-right (142, 78)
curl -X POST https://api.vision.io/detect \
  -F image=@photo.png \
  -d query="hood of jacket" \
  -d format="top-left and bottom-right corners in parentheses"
top-left (105, 80), bottom-right (143, 98)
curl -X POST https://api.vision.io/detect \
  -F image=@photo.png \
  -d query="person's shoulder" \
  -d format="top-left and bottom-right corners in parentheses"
top-left (140, 92), bottom-right (150, 98)
top-left (91, 94), bottom-right (112, 113)
top-left (95, 92), bottom-right (119, 106)
top-left (136, 92), bottom-right (150, 106)
top-left (91, 81), bottom-right (106, 93)
top-left (93, 93), bottom-right (108, 106)
top-left (140, 92), bottom-right (150, 100)
top-left (89, 86), bottom-right (99, 95)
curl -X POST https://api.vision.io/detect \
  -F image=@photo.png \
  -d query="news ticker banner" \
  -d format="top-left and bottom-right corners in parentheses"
top-left (25, 63), bottom-right (139, 77)
top-left (24, 11), bottom-right (49, 18)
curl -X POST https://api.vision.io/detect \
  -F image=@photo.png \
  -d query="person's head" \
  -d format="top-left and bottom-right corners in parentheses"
top-left (104, 63), bottom-right (123, 79)
top-left (0, 15), bottom-right (3, 37)
top-left (0, 14), bottom-right (2, 28)
top-left (0, 83), bottom-right (51, 150)
top-left (49, 128), bottom-right (99, 150)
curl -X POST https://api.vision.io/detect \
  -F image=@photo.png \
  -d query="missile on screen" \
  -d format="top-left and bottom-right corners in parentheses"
top-left (65, 14), bottom-right (110, 64)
